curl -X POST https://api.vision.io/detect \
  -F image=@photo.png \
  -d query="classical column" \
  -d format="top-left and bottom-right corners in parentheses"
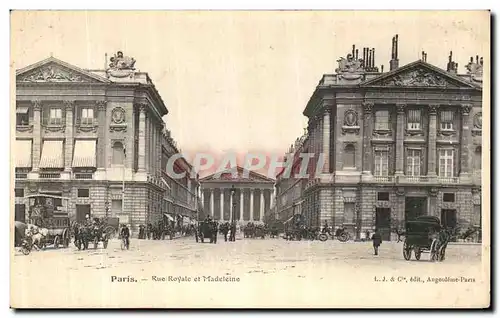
top-left (220, 189), bottom-right (225, 221)
top-left (427, 104), bottom-right (439, 177)
top-left (250, 189), bottom-right (254, 221)
top-left (31, 100), bottom-right (41, 172)
top-left (210, 189), bottom-right (214, 217)
top-left (137, 104), bottom-right (147, 172)
top-left (362, 102), bottom-right (374, 174)
top-left (460, 104), bottom-right (472, 179)
top-left (63, 100), bottom-right (74, 172)
top-left (322, 107), bottom-right (331, 173)
top-left (96, 101), bottom-right (107, 169)
top-left (239, 189), bottom-right (244, 221)
top-left (229, 189), bottom-right (233, 222)
top-left (260, 189), bottom-right (265, 222)
top-left (395, 103), bottom-right (406, 176)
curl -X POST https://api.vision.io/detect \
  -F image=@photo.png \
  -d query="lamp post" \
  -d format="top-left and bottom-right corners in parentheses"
top-left (230, 185), bottom-right (236, 242)
top-left (122, 147), bottom-right (126, 224)
top-left (105, 200), bottom-right (109, 218)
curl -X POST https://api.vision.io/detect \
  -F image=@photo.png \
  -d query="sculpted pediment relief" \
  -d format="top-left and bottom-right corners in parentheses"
top-left (16, 57), bottom-right (110, 84)
top-left (18, 63), bottom-right (96, 83)
top-left (361, 61), bottom-right (479, 89)
top-left (202, 166), bottom-right (274, 183)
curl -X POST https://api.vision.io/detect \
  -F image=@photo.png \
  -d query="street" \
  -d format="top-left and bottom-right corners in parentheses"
top-left (11, 235), bottom-right (488, 308)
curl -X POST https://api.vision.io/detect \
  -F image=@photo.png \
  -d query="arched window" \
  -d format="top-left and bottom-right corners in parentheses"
top-left (343, 144), bottom-right (355, 168)
top-left (474, 146), bottom-right (482, 170)
top-left (112, 141), bottom-right (124, 165)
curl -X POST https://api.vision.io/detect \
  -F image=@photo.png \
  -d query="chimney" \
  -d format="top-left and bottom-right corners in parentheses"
top-left (476, 55), bottom-right (479, 64)
top-left (447, 51), bottom-right (452, 71)
top-left (372, 48), bottom-right (376, 70)
top-left (381, 65), bottom-right (384, 73)
top-left (363, 47), bottom-right (368, 69)
top-left (352, 45), bottom-right (356, 58)
top-left (480, 57), bottom-right (483, 66)
top-left (355, 49), bottom-right (359, 60)
top-left (389, 34), bottom-right (399, 71)
top-left (425, 53), bottom-right (427, 62)
top-left (368, 49), bottom-right (373, 70)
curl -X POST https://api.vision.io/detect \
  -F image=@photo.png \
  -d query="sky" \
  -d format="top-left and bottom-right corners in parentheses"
top-left (11, 11), bottom-right (489, 171)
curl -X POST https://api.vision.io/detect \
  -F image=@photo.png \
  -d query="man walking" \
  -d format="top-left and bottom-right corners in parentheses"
top-left (372, 228), bottom-right (382, 256)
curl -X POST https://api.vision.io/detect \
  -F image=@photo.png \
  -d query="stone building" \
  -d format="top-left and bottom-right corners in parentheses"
top-left (275, 36), bottom-right (483, 240)
top-left (200, 167), bottom-right (275, 224)
top-left (14, 52), bottom-right (200, 235)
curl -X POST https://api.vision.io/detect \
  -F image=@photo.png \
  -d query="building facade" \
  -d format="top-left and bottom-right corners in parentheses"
top-left (275, 36), bottom-right (484, 240)
top-left (200, 167), bottom-right (275, 225)
top-left (14, 52), bottom-right (200, 235)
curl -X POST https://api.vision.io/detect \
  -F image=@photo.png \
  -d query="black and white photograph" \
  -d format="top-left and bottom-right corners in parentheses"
top-left (9, 10), bottom-right (490, 308)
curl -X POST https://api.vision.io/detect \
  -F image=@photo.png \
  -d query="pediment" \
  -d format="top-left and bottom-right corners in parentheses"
top-left (361, 60), bottom-right (480, 89)
top-left (201, 166), bottom-right (275, 183)
top-left (16, 57), bottom-right (110, 84)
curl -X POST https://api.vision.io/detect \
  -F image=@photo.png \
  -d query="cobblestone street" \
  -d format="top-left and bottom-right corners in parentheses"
top-left (11, 235), bottom-right (487, 308)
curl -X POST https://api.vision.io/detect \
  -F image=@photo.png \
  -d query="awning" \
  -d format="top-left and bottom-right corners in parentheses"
top-left (15, 139), bottom-right (32, 168)
top-left (72, 140), bottom-right (96, 168)
top-left (16, 107), bottom-right (29, 114)
top-left (164, 213), bottom-right (174, 221)
top-left (39, 140), bottom-right (64, 168)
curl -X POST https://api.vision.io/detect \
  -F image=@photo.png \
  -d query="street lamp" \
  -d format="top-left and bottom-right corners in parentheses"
top-left (230, 185), bottom-right (237, 242)
top-left (105, 200), bottom-right (109, 218)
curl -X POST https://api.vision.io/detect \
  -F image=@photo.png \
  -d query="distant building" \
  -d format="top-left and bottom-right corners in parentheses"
top-left (200, 167), bottom-right (275, 225)
top-left (275, 36), bottom-right (483, 241)
top-left (14, 52), bottom-right (200, 235)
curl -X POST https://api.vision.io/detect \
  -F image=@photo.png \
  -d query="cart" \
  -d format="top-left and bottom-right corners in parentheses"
top-left (402, 216), bottom-right (448, 262)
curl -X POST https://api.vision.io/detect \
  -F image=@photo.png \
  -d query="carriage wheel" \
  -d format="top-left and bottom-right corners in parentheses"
top-left (21, 246), bottom-right (31, 255)
top-left (318, 234), bottom-right (328, 242)
top-left (63, 236), bottom-right (69, 248)
top-left (338, 233), bottom-right (348, 243)
top-left (414, 248), bottom-right (422, 261)
top-left (54, 236), bottom-right (60, 249)
top-left (403, 240), bottom-right (412, 261)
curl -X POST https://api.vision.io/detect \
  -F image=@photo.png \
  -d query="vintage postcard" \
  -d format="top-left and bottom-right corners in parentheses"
top-left (10, 10), bottom-right (490, 308)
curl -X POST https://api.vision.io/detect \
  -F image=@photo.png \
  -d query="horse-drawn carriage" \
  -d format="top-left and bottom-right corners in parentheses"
top-left (73, 217), bottom-right (117, 250)
top-left (283, 214), bottom-right (306, 241)
top-left (196, 220), bottom-right (218, 244)
top-left (24, 194), bottom-right (71, 249)
top-left (402, 216), bottom-right (449, 262)
top-left (243, 223), bottom-right (267, 239)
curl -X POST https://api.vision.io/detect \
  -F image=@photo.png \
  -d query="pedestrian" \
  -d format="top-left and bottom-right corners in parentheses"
top-left (372, 228), bottom-right (382, 256)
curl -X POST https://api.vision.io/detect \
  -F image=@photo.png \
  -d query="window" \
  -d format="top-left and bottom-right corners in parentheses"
top-left (343, 144), bottom-right (355, 168)
top-left (375, 110), bottom-right (390, 130)
top-left (81, 108), bottom-right (94, 125)
top-left (377, 192), bottom-right (390, 201)
top-left (440, 110), bottom-right (454, 131)
top-left (112, 141), bottom-right (125, 165)
top-left (343, 202), bottom-right (355, 224)
top-left (474, 146), bottom-right (482, 170)
top-left (15, 188), bottom-right (24, 197)
top-left (406, 149), bottom-right (421, 176)
top-left (407, 109), bottom-right (421, 130)
top-left (374, 150), bottom-right (389, 176)
top-left (111, 199), bottom-right (123, 215)
top-left (443, 193), bottom-right (455, 202)
top-left (49, 108), bottom-right (63, 125)
top-left (439, 149), bottom-right (454, 177)
top-left (16, 107), bottom-right (29, 126)
top-left (77, 189), bottom-right (90, 197)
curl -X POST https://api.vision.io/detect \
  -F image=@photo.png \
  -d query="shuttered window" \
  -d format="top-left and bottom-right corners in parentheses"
top-left (407, 109), bottom-right (421, 130)
top-left (81, 108), bottom-right (94, 125)
top-left (375, 110), bottom-right (389, 130)
top-left (440, 110), bottom-right (454, 130)
top-left (49, 108), bottom-right (63, 125)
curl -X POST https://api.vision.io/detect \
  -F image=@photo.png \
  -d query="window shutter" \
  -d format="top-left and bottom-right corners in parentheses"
top-left (440, 110), bottom-right (454, 122)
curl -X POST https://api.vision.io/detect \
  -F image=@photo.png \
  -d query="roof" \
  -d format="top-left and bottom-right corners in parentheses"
top-left (200, 166), bottom-right (275, 183)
